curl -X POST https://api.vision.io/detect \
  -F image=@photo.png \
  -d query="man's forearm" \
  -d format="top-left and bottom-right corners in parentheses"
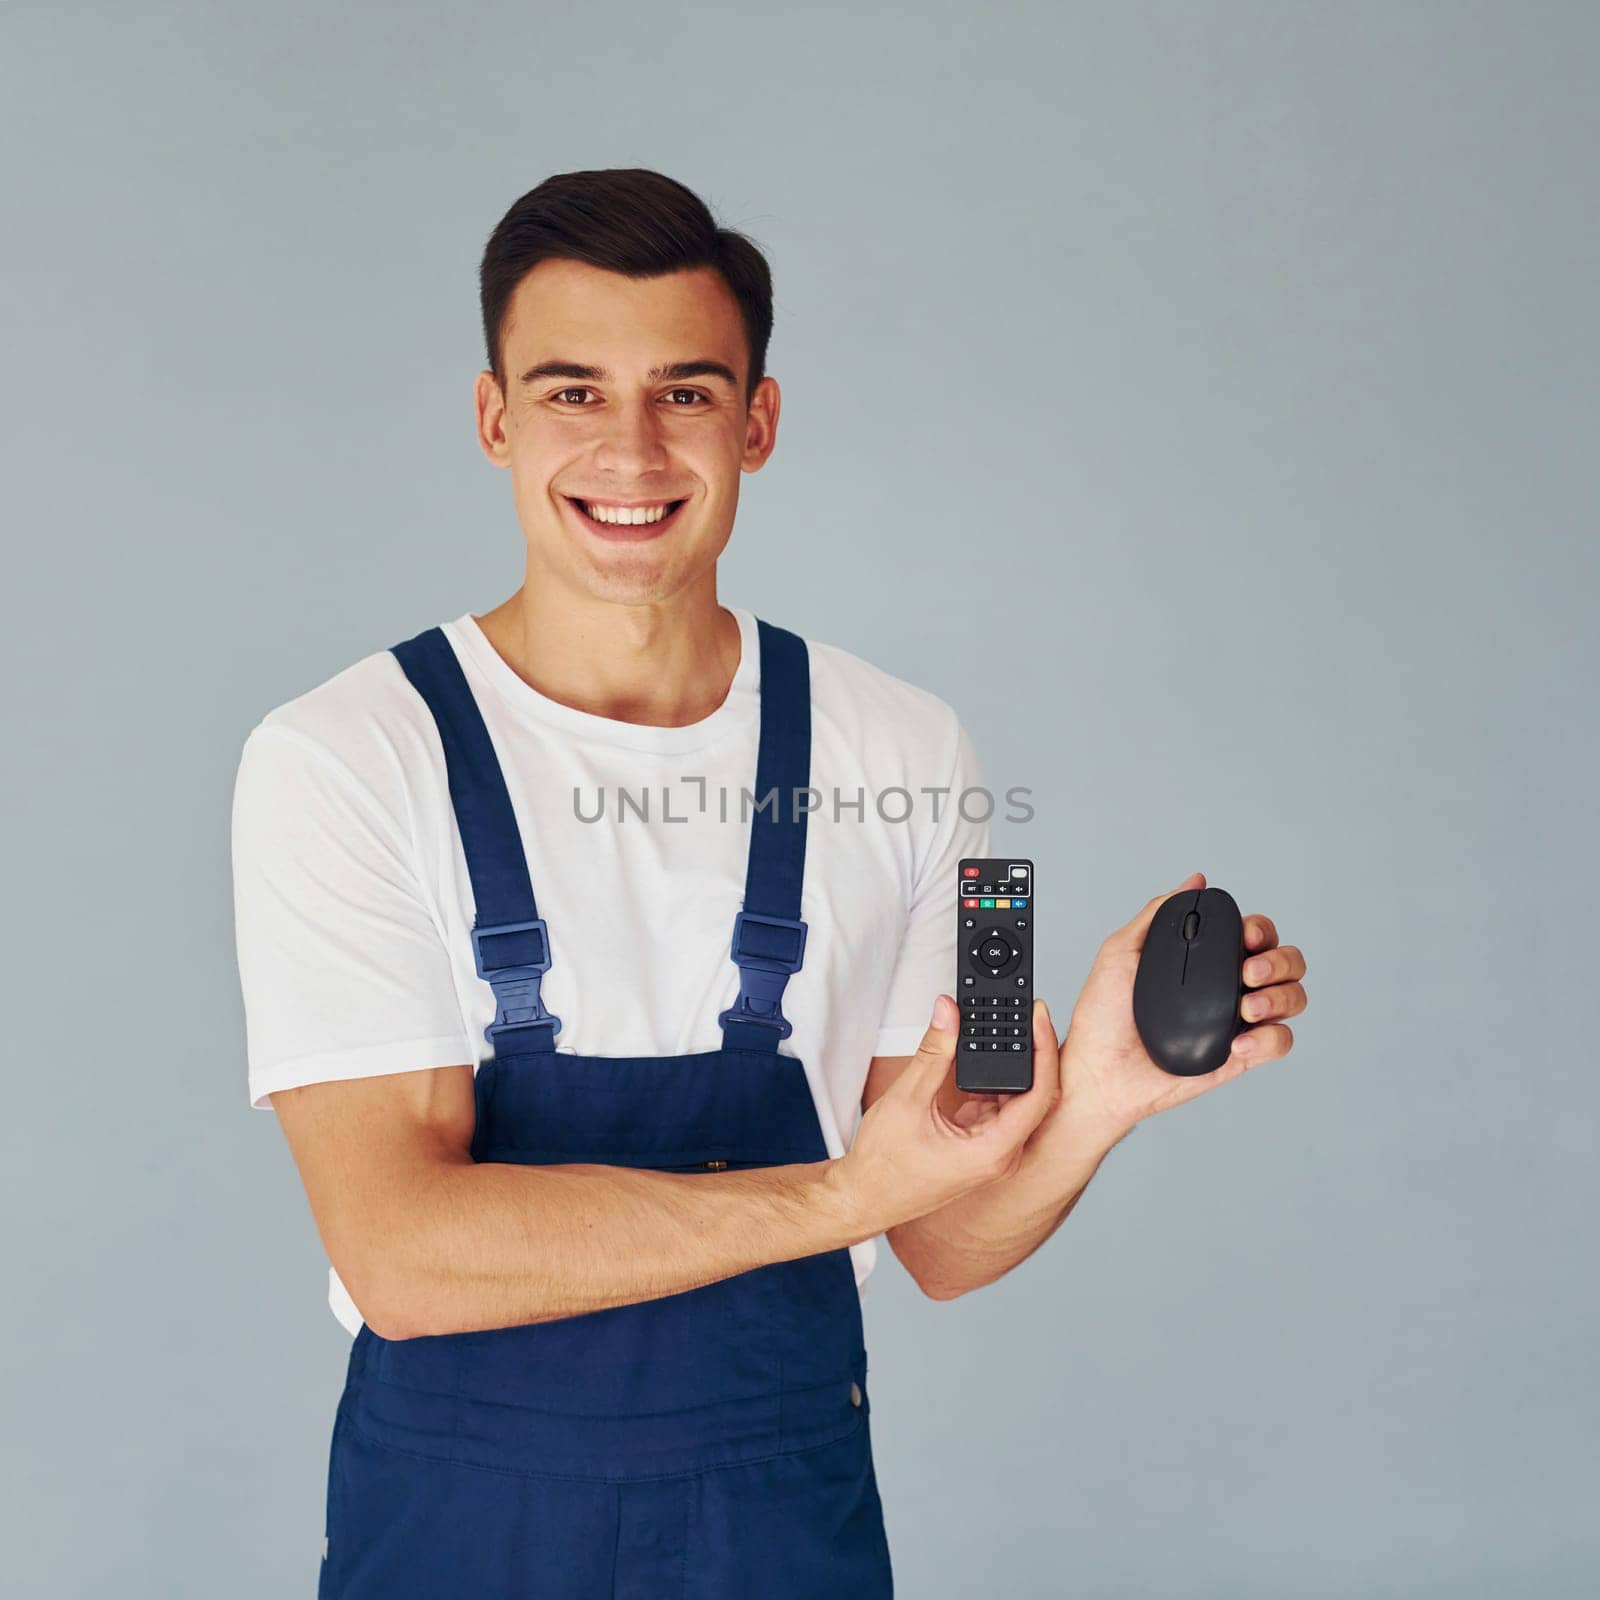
top-left (892, 1094), bottom-right (1132, 1300)
top-left (371, 1156), bottom-right (879, 1340)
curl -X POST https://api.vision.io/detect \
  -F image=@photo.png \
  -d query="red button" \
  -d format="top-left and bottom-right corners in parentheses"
top-left (962, 897), bottom-right (979, 908)
top-left (962, 867), bottom-right (980, 877)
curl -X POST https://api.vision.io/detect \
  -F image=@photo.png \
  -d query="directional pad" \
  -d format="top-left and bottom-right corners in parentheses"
top-left (966, 925), bottom-right (1021, 978)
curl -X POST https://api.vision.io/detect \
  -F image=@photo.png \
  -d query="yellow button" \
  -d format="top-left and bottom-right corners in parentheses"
top-left (995, 898), bottom-right (1011, 908)
top-left (850, 1381), bottom-right (862, 1407)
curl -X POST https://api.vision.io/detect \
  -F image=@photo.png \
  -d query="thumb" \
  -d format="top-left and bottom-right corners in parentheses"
top-left (1104, 870), bottom-right (1207, 957)
top-left (907, 993), bottom-right (959, 1088)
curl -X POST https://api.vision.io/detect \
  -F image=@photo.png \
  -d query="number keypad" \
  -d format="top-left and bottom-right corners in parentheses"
top-left (959, 995), bottom-right (1030, 1051)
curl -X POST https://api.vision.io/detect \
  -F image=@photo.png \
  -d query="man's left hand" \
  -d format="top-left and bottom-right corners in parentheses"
top-left (1047, 870), bottom-right (1308, 1144)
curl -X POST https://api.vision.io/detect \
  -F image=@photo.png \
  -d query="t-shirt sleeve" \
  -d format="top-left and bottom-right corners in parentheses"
top-left (870, 713), bottom-right (993, 1058)
top-left (230, 722), bottom-right (474, 1111)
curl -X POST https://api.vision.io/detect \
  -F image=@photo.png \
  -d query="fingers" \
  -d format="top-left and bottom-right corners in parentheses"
top-left (992, 999), bottom-right (1063, 1134)
top-left (1239, 979), bottom-right (1307, 1025)
top-left (1104, 871), bottom-right (1207, 956)
top-left (1031, 998), bottom-right (1061, 1096)
top-left (1230, 1020), bottom-right (1295, 1065)
top-left (1242, 943), bottom-right (1306, 987)
top-left (1243, 913), bottom-right (1279, 953)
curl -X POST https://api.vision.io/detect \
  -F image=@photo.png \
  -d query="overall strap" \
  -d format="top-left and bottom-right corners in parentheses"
top-left (719, 619), bottom-right (812, 1053)
top-left (390, 626), bottom-right (560, 1056)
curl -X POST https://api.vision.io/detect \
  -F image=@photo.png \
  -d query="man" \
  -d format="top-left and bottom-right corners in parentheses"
top-left (231, 168), bottom-right (1307, 1598)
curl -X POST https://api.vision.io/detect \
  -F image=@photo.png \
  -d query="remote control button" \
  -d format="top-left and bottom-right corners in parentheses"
top-left (1015, 918), bottom-right (1027, 929)
top-left (1015, 976), bottom-right (1027, 987)
top-left (962, 866), bottom-right (980, 878)
top-left (1013, 898), bottom-right (1027, 909)
top-left (967, 927), bottom-right (1021, 979)
top-left (1009, 1041), bottom-right (1025, 1051)
top-left (995, 898), bottom-right (1010, 908)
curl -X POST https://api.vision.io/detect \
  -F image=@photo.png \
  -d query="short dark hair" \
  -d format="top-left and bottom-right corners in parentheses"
top-left (479, 169), bottom-right (774, 408)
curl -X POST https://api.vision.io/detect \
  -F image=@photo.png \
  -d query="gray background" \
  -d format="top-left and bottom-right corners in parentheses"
top-left (3, 2), bottom-right (1595, 1594)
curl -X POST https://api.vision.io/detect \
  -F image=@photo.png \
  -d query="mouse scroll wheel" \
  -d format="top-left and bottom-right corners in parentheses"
top-left (1181, 911), bottom-right (1201, 942)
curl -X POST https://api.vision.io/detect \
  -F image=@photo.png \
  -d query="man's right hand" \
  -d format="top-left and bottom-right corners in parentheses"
top-left (840, 993), bottom-right (1060, 1233)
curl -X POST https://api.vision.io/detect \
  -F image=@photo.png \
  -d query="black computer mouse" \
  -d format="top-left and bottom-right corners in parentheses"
top-left (1132, 886), bottom-right (1247, 1076)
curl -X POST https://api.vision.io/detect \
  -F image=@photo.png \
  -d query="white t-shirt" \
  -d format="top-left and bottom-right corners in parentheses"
top-left (231, 605), bottom-right (990, 1333)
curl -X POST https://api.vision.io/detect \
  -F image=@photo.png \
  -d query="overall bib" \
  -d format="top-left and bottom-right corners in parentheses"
top-left (316, 618), bottom-right (894, 1598)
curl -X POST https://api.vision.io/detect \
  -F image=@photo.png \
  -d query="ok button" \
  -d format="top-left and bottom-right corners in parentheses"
top-left (980, 937), bottom-right (1012, 966)
top-left (850, 1381), bottom-right (862, 1407)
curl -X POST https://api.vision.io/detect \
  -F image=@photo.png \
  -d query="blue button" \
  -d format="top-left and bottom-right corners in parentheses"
top-left (1013, 898), bottom-right (1027, 908)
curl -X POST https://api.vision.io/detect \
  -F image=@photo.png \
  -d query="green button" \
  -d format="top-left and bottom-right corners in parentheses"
top-left (980, 898), bottom-right (994, 907)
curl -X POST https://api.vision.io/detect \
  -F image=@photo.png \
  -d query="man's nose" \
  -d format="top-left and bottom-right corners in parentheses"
top-left (591, 397), bottom-right (672, 465)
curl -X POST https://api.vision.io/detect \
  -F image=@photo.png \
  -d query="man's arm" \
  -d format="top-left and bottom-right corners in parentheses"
top-left (876, 882), bottom-right (1312, 1302)
top-left (865, 1042), bottom-right (1129, 1301)
top-left (272, 1062), bottom-right (883, 1341)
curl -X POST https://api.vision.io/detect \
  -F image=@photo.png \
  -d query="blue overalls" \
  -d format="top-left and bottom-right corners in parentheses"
top-left (316, 618), bottom-right (895, 1598)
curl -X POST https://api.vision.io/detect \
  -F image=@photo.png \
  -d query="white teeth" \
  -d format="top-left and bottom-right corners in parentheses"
top-left (579, 500), bottom-right (676, 525)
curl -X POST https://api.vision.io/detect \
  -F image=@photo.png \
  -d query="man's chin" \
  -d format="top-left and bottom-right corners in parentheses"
top-left (569, 550), bottom-right (700, 608)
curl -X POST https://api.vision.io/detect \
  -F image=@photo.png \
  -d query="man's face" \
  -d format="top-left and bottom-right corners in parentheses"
top-left (476, 259), bottom-right (779, 607)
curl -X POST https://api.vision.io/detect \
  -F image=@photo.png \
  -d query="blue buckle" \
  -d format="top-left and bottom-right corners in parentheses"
top-left (717, 911), bottom-right (807, 1039)
top-left (471, 917), bottom-right (561, 1048)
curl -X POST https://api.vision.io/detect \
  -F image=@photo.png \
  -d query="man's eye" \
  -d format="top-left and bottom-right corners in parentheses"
top-left (550, 388), bottom-right (707, 406)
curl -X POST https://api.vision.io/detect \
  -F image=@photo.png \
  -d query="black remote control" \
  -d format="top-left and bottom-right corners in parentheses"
top-left (955, 857), bottom-right (1034, 1093)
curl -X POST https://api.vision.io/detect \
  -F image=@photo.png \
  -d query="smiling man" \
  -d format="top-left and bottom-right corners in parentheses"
top-left (231, 168), bottom-right (1307, 1598)
top-left (479, 261), bottom-right (753, 671)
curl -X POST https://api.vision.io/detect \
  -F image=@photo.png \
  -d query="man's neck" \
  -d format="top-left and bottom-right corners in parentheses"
top-left (472, 581), bottom-right (743, 728)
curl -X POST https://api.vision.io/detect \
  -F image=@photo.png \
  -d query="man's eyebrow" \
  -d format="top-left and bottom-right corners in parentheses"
top-left (518, 359), bottom-right (740, 388)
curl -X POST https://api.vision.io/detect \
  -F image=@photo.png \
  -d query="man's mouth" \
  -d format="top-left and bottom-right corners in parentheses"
top-left (563, 496), bottom-right (689, 541)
